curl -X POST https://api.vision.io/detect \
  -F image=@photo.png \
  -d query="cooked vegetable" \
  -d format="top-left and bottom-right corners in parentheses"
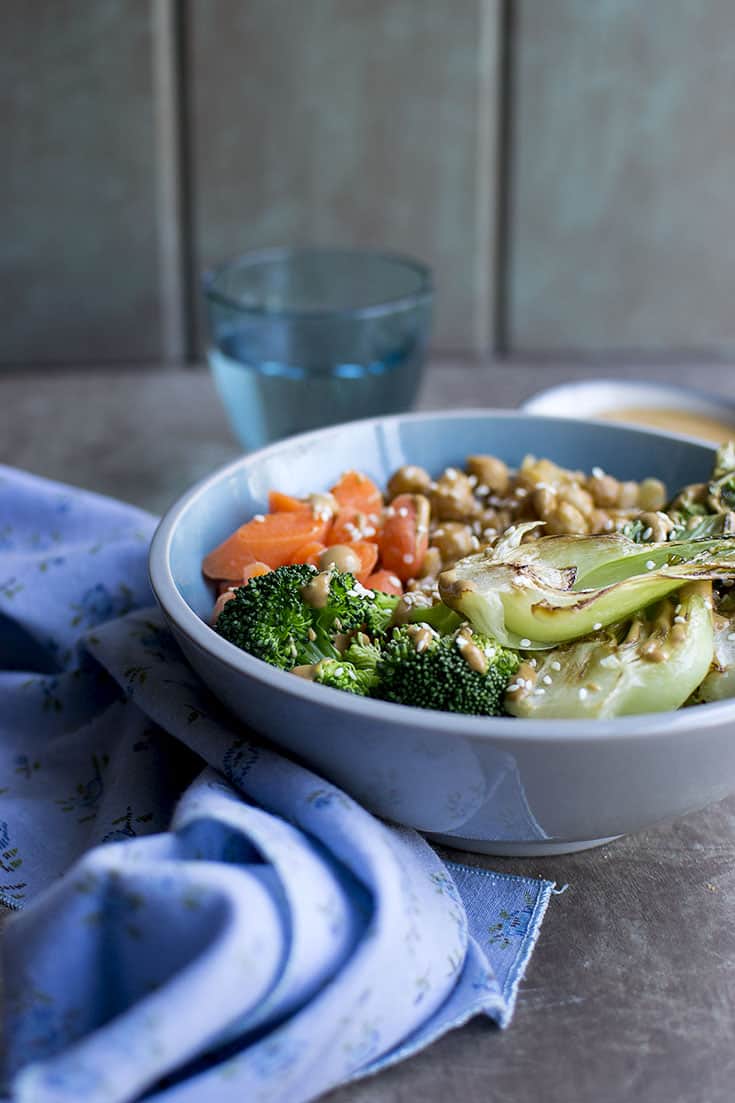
top-left (312, 658), bottom-right (378, 696)
top-left (203, 511), bottom-right (330, 578)
top-left (330, 470), bottom-right (383, 516)
top-left (378, 493), bottom-right (431, 582)
top-left (439, 523), bottom-right (735, 649)
top-left (215, 564), bottom-right (374, 669)
top-left (688, 591), bottom-right (735, 704)
top-left (365, 569), bottom-right (403, 596)
top-left (376, 625), bottom-right (519, 715)
top-left (506, 583), bottom-right (714, 719)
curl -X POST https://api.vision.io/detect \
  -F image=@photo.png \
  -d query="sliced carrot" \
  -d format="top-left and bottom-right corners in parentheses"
top-left (378, 493), bottom-right (430, 582)
top-left (203, 511), bottom-right (330, 578)
top-left (241, 561), bottom-right (272, 583)
top-left (327, 508), bottom-right (381, 546)
top-left (365, 569), bottom-right (404, 596)
top-left (330, 470), bottom-right (383, 516)
top-left (289, 540), bottom-right (327, 568)
top-left (348, 540), bottom-right (379, 583)
top-left (268, 490), bottom-right (310, 513)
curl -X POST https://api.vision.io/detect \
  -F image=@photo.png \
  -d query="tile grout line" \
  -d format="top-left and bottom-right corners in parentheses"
top-left (151, 0), bottom-right (188, 364)
top-left (491, 0), bottom-right (516, 357)
top-left (473, 0), bottom-right (502, 357)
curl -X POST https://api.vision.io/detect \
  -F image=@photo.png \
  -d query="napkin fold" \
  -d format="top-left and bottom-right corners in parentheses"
top-left (0, 465), bottom-right (557, 1103)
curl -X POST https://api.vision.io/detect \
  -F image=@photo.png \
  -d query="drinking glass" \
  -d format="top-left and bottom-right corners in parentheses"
top-left (204, 247), bottom-right (433, 450)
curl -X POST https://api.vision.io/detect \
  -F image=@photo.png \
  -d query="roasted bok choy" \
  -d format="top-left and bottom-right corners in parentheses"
top-left (439, 524), bottom-right (735, 649)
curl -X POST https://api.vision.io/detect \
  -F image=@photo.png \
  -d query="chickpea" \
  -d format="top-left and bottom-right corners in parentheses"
top-left (465, 455), bottom-right (510, 495)
top-left (387, 464), bottom-right (432, 498)
top-left (431, 469), bottom-right (479, 522)
top-left (637, 510), bottom-right (674, 542)
top-left (478, 506), bottom-right (512, 534)
top-left (637, 477), bottom-right (667, 512)
top-left (545, 501), bottom-right (588, 535)
top-left (616, 481), bottom-right (640, 509)
top-left (431, 523), bottom-right (475, 566)
top-left (531, 486), bottom-right (556, 519)
top-left (418, 545), bottom-right (442, 578)
top-left (559, 483), bottom-right (595, 518)
top-left (588, 508), bottom-right (613, 534)
top-left (587, 473), bottom-right (620, 509)
top-left (308, 492), bottom-right (339, 521)
top-left (317, 545), bottom-right (362, 574)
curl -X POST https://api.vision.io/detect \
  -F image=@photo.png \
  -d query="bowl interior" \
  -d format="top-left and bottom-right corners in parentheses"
top-left (166, 411), bottom-right (715, 624)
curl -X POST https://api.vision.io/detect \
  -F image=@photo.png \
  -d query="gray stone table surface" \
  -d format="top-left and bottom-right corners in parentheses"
top-left (2, 359), bottom-right (735, 1103)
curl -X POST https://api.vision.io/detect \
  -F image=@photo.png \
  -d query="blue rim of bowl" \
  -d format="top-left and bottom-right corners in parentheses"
top-left (149, 407), bottom-right (735, 744)
top-left (202, 246), bottom-right (434, 321)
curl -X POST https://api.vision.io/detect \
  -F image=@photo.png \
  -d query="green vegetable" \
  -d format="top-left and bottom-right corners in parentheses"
top-left (375, 625), bottom-right (519, 715)
top-left (313, 657), bottom-right (378, 696)
top-left (362, 590), bottom-right (463, 638)
top-left (215, 563), bottom-right (374, 669)
top-left (688, 591), bottom-right (735, 704)
top-left (505, 583), bottom-right (714, 719)
top-left (439, 522), bottom-right (735, 649)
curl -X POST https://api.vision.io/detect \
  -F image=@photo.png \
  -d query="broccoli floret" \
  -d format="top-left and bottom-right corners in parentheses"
top-left (376, 625), bottom-right (519, 716)
top-left (313, 657), bottom-right (377, 696)
top-left (215, 564), bottom-right (374, 670)
top-left (362, 590), bottom-right (401, 635)
top-left (342, 632), bottom-right (383, 675)
top-left (363, 589), bottom-right (464, 639)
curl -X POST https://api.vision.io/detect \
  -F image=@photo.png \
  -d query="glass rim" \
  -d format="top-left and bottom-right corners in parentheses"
top-left (202, 246), bottom-right (434, 321)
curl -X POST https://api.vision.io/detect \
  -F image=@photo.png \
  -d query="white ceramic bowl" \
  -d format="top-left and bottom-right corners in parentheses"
top-left (522, 378), bottom-right (735, 442)
top-left (149, 410), bottom-right (735, 856)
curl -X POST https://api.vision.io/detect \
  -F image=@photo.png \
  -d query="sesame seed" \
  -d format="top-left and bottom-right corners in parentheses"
top-left (604, 519), bottom-right (614, 531)
top-left (528, 658), bottom-right (538, 668)
top-left (334, 667), bottom-right (344, 677)
top-left (593, 622), bottom-right (602, 631)
top-left (542, 674), bottom-right (553, 685)
top-left (520, 637), bottom-right (531, 647)
top-left (645, 560), bottom-right (656, 570)
top-left (515, 487), bottom-right (529, 498)
top-left (476, 484), bottom-right (489, 496)
top-left (467, 474), bottom-right (478, 487)
top-left (445, 467), bottom-right (459, 480)
top-left (403, 553), bottom-right (414, 564)
top-left (507, 683), bottom-right (521, 693)
top-left (551, 660), bottom-right (561, 671)
top-left (534, 687), bottom-right (546, 695)
top-left (675, 604), bottom-right (682, 613)
top-left (642, 527), bottom-right (653, 541)
top-left (592, 466), bottom-right (605, 478)
top-left (253, 514), bottom-right (265, 522)
top-left (398, 507), bottom-right (409, 517)
top-left (578, 687), bottom-right (589, 700)
top-left (674, 616), bottom-right (686, 624)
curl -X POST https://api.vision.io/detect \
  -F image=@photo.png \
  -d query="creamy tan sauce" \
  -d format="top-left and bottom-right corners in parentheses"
top-left (599, 407), bottom-right (735, 444)
top-left (301, 571), bottom-right (332, 609)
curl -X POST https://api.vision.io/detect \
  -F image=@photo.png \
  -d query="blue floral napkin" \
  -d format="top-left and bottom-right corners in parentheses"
top-left (0, 465), bottom-right (557, 1103)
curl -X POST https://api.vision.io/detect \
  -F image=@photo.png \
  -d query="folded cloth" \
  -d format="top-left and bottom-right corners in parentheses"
top-left (0, 466), bottom-right (557, 1103)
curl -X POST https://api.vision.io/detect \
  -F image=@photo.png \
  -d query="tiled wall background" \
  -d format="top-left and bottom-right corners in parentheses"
top-left (4, 0), bottom-right (735, 366)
